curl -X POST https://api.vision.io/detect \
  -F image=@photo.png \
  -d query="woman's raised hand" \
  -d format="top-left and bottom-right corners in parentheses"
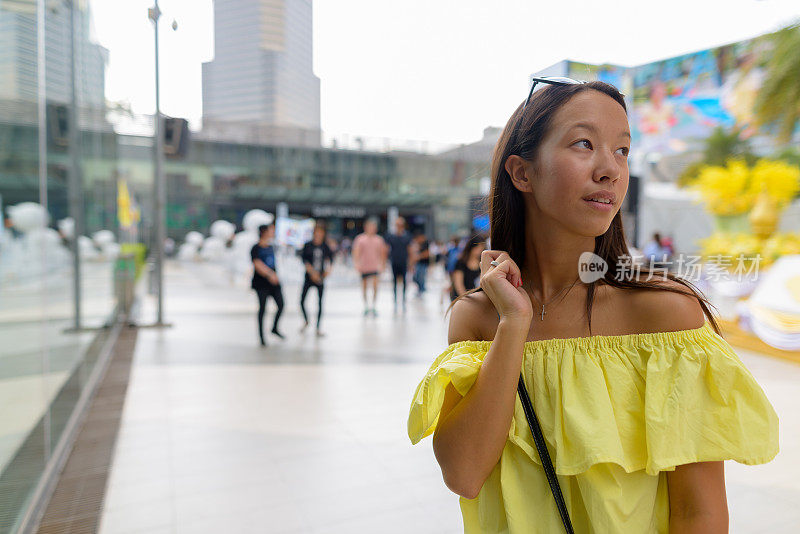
top-left (479, 250), bottom-right (532, 323)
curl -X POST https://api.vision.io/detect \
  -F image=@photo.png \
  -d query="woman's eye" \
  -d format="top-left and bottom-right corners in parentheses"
top-left (573, 139), bottom-right (592, 149)
top-left (616, 147), bottom-right (630, 156)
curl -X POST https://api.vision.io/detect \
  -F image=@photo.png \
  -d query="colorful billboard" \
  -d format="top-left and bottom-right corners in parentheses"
top-left (557, 34), bottom-right (778, 155)
top-left (627, 36), bottom-right (772, 154)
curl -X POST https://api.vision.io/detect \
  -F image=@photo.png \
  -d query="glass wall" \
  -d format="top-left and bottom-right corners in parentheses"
top-left (0, 2), bottom-right (124, 532)
top-left (0, 2), bottom-right (480, 527)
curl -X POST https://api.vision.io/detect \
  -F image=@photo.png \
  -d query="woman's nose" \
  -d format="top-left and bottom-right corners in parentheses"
top-left (593, 151), bottom-right (621, 182)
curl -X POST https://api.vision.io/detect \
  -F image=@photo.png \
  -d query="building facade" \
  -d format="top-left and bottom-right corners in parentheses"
top-left (0, 2), bottom-right (106, 108)
top-left (202, 0), bottom-right (321, 133)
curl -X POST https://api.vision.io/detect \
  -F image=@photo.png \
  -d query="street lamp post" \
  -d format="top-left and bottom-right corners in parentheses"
top-left (148, 1), bottom-right (174, 326)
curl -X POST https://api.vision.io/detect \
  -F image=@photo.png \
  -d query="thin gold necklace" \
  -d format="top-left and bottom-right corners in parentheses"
top-left (525, 276), bottom-right (582, 321)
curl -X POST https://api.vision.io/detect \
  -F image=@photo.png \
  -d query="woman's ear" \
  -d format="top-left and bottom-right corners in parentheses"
top-left (504, 155), bottom-right (533, 193)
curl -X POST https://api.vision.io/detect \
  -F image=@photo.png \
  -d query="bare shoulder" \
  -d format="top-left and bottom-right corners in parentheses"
top-left (447, 291), bottom-right (499, 344)
top-left (621, 278), bottom-right (707, 334)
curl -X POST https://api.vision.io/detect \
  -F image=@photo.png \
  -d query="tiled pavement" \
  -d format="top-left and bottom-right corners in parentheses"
top-left (95, 260), bottom-right (800, 533)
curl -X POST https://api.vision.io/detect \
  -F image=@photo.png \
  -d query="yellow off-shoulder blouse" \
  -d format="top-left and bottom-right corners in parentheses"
top-left (407, 321), bottom-right (779, 533)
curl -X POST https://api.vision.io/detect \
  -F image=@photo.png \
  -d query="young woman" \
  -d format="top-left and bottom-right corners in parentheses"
top-left (450, 235), bottom-right (485, 302)
top-left (407, 80), bottom-right (778, 533)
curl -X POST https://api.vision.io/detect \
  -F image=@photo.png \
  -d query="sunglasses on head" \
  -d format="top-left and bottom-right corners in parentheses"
top-left (523, 76), bottom-right (584, 111)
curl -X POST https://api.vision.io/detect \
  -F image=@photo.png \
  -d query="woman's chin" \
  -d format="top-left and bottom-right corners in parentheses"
top-left (574, 220), bottom-right (613, 238)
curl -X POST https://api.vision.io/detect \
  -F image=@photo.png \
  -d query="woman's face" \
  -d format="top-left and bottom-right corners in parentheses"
top-left (528, 90), bottom-right (630, 237)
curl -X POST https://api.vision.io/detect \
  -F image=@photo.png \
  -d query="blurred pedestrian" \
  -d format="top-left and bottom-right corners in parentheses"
top-left (450, 235), bottom-right (485, 301)
top-left (429, 240), bottom-right (442, 267)
top-left (411, 232), bottom-right (430, 297)
top-left (340, 236), bottom-right (352, 266)
top-left (442, 235), bottom-right (462, 301)
top-left (251, 223), bottom-right (285, 346)
top-left (300, 224), bottom-right (333, 336)
top-left (385, 216), bottom-right (413, 312)
top-left (643, 232), bottom-right (671, 270)
top-left (353, 218), bottom-right (387, 316)
top-left (662, 235), bottom-right (675, 256)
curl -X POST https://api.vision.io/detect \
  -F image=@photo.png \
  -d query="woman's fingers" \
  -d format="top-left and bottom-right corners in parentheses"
top-left (490, 259), bottom-right (522, 288)
top-left (480, 250), bottom-right (509, 274)
top-left (480, 250), bottom-right (522, 287)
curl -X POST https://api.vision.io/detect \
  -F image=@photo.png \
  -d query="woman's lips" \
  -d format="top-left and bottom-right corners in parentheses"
top-left (583, 198), bottom-right (614, 211)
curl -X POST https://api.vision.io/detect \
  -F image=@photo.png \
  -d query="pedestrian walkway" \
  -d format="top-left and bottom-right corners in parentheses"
top-left (94, 261), bottom-right (799, 533)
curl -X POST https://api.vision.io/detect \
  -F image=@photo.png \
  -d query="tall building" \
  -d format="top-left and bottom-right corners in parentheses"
top-left (0, 2), bottom-right (107, 110)
top-left (202, 0), bottom-right (321, 134)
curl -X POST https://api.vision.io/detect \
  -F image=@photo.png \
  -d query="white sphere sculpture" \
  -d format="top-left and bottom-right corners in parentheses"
top-left (177, 242), bottom-right (199, 261)
top-left (232, 230), bottom-right (258, 250)
top-left (184, 231), bottom-right (204, 247)
top-left (78, 236), bottom-right (98, 258)
top-left (242, 210), bottom-right (273, 233)
top-left (92, 230), bottom-right (115, 247)
top-left (200, 236), bottom-right (227, 261)
top-left (27, 228), bottom-right (62, 248)
top-left (57, 217), bottom-right (75, 239)
top-left (8, 202), bottom-right (48, 233)
top-left (209, 220), bottom-right (235, 241)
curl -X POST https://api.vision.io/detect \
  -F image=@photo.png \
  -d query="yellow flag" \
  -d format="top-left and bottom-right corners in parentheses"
top-left (117, 179), bottom-right (133, 228)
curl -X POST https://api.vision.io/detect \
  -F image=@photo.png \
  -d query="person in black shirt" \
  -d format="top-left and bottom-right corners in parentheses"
top-left (450, 235), bottom-right (486, 301)
top-left (385, 216), bottom-right (413, 312)
top-left (300, 224), bottom-right (333, 336)
top-left (251, 223), bottom-right (285, 346)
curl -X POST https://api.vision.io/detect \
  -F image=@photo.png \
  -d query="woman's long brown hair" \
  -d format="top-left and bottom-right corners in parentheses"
top-left (449, 81), bottom-right (721, 336)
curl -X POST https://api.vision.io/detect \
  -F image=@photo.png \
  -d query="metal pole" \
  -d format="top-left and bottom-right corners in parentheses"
top-left (36, 1), bottom-right (47, 220)
top-left (36, 0), bottom-right (51, 467)
top-left (152, 0), bottom-right (165, 324)
top-left (68, 0), bottom-right (82, 331)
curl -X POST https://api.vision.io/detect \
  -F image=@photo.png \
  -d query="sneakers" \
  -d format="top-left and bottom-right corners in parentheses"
top-left (363, 307), bottom-right (378, 317)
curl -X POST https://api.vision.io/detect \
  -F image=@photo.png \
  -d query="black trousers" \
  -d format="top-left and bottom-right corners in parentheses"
top-left (300, 277), bottom-right (324, 328)
top-left (391, 261), bottom-right (407, 304)
top-left (255, 284), bottom-right (284, 343)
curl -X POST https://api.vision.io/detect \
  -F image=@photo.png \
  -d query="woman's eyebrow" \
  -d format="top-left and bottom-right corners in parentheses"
top-left (567, 123), bottom-right (631, 139)
top-left (567, 122), bottom-right (598, 134)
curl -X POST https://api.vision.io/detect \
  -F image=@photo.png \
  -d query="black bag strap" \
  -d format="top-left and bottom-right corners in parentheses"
top-left (517, 373), bottom-right (575, 534)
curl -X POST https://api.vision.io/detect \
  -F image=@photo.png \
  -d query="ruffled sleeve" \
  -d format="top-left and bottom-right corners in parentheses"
top-left (407, 341), bottom-right (489, 445)
top-left (643, 325), bottom-right (779, 475)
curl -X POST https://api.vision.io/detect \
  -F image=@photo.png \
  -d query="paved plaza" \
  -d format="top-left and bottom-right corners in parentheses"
top-left (94, 259), bottom-right (800, 533)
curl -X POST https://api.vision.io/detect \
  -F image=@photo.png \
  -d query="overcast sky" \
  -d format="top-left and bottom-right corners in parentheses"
top-left (90, 0), bottom-right (800, 146)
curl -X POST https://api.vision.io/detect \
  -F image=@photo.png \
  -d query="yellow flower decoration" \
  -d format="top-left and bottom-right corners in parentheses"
top-left (761, 233), bottom-right (800, 263)
top-left (690, 158), bottom-right (800, 216)
top-left (750, 159), bottom-right (800, 209)
top-left (691, 159), bottom-right (757, 215)
top-left (698, 232), bottom-right (800, 270)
